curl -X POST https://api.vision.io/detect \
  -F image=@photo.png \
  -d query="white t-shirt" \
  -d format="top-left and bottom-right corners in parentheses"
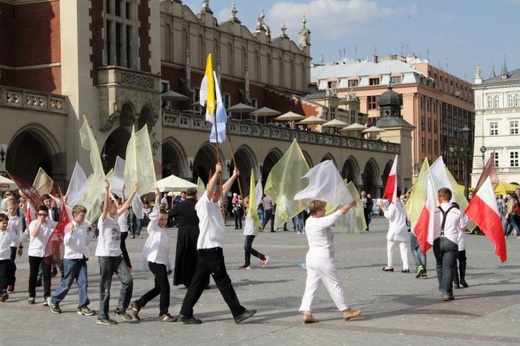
top-left (434, 202), bottom-right (468, 244)
top-left (383, 201), bottom-right (409, 242)
top-left (8, 214), bottom-right (23, 247)
top-left (118, 210), bottom-right (129, 233)
top-left (95, 215), bottom-right (122, 257)
top-left (304, 210), bottom-right (343, 258)
top-left (64, 220), bottom-right (93, 259)
top-left (28, 219), bottom-right (57, 257)
top-left (140, 204), bottom-right (173, 271)
top-left (196, 193), bottom-right (225, 250)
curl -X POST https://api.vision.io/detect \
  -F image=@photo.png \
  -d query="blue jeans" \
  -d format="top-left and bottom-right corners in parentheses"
top-left (50, 258), bottom-right (90, 310)
top-left (98, 256), bottom-right (133, 319)
top-left (504, 214), bottom-right (520, 237)
top-left (292, 212), bottom-right (304, 232)
top-left (410, 233), bottom-right (427, 270)
top-left (433, 237), bottom-right (458, 298)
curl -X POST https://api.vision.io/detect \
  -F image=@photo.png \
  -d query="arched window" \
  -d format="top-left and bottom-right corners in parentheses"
top-left (515, 94), bottom-right (520, 107)
top-left (494, 95), bottom-right (500, 108)
top-left (487, 95), bottom-right (493, 108)
top-left (508, 94), bottom-right (513, 107)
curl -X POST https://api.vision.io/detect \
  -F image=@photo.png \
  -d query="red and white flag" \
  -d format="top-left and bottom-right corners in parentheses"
top-left (413, 176), bottom-right (435, 254)
top-left (465, 176), bottom-right (507, 262)
top-left (383, 155), bottom-right (398, 204)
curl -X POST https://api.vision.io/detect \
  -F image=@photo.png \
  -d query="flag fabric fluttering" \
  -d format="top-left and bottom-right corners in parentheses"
top-left (294, 160), bottom-right (354, 206)
top-left (113, 155), bottom-right (144, 219)
top-left (77, 116), bottom-right (106, 223)
top-left (45, 197), bottom-right (71, 267)
top-left (65, 162), bottom-right (87, 206)
top-left (264, 139), bottom-right (309, 229)
top-left (200, 53), bottom-right (216, 124)
top-left (383, 155), bottom-right (398, 204)
top-left (413, 175), bottom-right (436, 254)
top-left (465, 176), bottom-right (507, 262)
top-left (7, 171), bottom-right (43, 225)
top-left (247, 169), bottom-right (263, 228)
top-left (210, 71), bottom-right (227, 143)
top-left (197, 177), bottom-right (206, 199)
top-left (33, 167), bottom-right (55, 197)
top-left (333, 181), bottom-right (365, 233)
top-left (474, 150), bottom-right (499, 194)
top-left (405, 159), bottom-right (431, 227)
top-left (124, 125), bottom-right (157, 195)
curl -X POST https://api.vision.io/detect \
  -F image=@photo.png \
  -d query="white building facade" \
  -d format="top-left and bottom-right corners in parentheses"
top-left (473, 65), bottom-right (520, 186)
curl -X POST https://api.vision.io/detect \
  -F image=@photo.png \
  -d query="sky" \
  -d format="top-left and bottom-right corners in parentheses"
top-left (182, 0), bottom-right (520, 82)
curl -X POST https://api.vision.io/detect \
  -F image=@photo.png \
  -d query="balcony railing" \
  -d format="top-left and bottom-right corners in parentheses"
top-left (163, 110), bottom-right (400, 153)
top-left (0, 86), bottom-right (68, 114)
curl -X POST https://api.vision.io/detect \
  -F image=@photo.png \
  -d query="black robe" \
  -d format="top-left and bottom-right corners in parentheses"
top-left (170, 199), bottom-right (209, 287)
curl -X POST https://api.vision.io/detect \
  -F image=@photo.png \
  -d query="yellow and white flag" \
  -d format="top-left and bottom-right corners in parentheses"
top-left (200, 53), bottom-right (216, 123)
top-left (124, 125), bottom-right (157, 195)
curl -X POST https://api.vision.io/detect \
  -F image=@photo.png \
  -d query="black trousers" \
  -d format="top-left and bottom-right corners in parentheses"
top-left (135, 262), bottom-right (170, 315)
top-left (180, 247), bottom-right (245, 318)
top-left (244, 235), bottom-right (264, 265)
top-left (28, 256), bottom-right (52, 298)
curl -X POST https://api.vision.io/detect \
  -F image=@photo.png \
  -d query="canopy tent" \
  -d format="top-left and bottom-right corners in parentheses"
top-left (0, 175), bottom-right (15, 191)
top-left (156, 174), bottom-right (196, 193)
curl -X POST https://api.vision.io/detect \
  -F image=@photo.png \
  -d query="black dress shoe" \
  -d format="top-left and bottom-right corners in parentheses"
top-left (460, 280), bottom-right (469, 288)
top-left (382, 267), bottom-right (394, 272)
top-left (178, 315), bottom-right (202, 324)
top-left (234, 309), bottom-right (257, 324)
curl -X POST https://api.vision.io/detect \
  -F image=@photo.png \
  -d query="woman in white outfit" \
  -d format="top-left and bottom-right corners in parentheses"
top-left (380, 198), bottom-right (410, 272)
top-left (299, 200), bottom-right (362, 324)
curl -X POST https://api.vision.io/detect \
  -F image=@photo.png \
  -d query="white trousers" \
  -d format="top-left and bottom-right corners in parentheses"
top-left (299, 254), bottom-right (348, 312)
top-left (387, 239), bottom-right (410, 270)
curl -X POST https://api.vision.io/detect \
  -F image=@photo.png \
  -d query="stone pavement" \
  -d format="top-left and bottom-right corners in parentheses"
top-left (1, 217), bottom-right (520, 345)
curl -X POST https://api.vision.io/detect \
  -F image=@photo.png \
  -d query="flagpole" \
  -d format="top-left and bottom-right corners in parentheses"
top-left (225, 124), bottom-right (243, 199)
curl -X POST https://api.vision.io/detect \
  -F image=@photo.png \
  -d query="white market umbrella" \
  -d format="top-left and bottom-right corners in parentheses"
top-left (227, 103), bottom-right (257, 121)
top-left (274, 111), bottom-right (305, 122)
top-left (251, 106), bottom-right (281, 123)
top-left (156, 174), bottom-right (196, 192)
top-left (362, 126), bottom-right (386, 139)
top-left (341, 123), bottom-right (368, 137)
top-left (298, 115), bottom-right (326, 125)
top-left (321, 119), bottom-right (349, 128)
top-left (161, 90), bottom-right (190, 101)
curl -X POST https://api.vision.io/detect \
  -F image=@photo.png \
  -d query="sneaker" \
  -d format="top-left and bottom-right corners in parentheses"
top-left (297, 263), bottom-right (307, 270)
top-left (78, 306), bottom-right (96, 316)
top-left (28, 297), bottom-right (35, 305)
top-left (234, 309), bottom-right (257, 324)
top-left (159, 313), bottom-right (178, 322)
top-left (127, 267), bottom-right (133, 271)
top-left (415, 265), bottom-right (425, 279)
top-left (443, 295), bottom-right (455, 301)
top-left (7, 284), bottom-right (14, 293)
top-left (239, 264), bottom-right (251, 270)
top-left (130, 302), bottom-right (141, 321)
top-left (115, 308), bottom-right (133, 320)
top-left (178, 314), bottom-right (202, 324)
top-left (96, 318), bottom-right (118, 325)
top-left (42, 297), bottom-right (50, 306)
top-left (0, 292), bottom-right (9, 302)
top-left (421, 272), bottom-right (428, 279)
top-left (343, 308), bottom-right (362, 321)
top-left (261, 256), bottom-right (269, 268)
top-left (50, 304), bottom-right (62, 314)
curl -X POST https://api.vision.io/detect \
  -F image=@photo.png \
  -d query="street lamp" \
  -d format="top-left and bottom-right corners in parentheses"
top-left (480, 145), bottom-right (487, 167)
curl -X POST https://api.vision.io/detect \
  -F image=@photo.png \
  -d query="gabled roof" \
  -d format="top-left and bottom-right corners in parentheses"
top-left (311, 60), bottom-right (427, 80)
top-left (479, 68), bottom-right (520, 87)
